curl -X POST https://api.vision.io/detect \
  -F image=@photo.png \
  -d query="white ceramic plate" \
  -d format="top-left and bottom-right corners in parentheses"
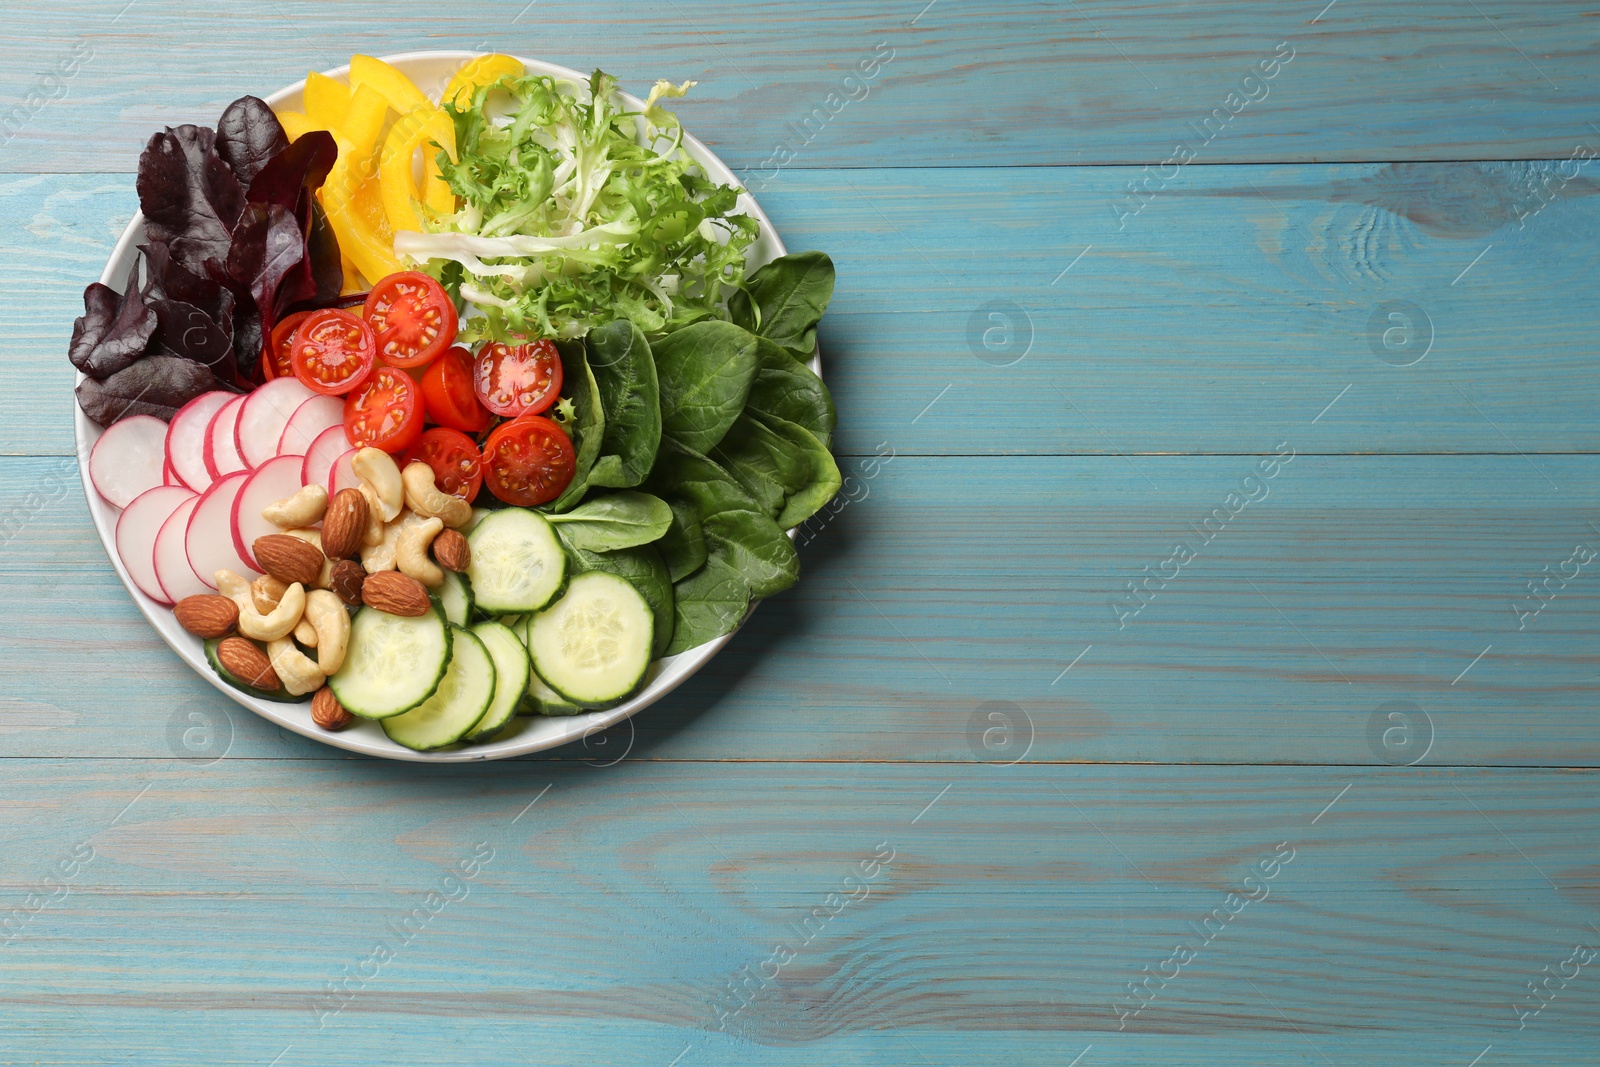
top-left (75, 51), bottom-right (806, 762)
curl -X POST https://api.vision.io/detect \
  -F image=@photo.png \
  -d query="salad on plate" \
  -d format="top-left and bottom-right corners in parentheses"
top-left (71, 53), bottom-right (840, 752)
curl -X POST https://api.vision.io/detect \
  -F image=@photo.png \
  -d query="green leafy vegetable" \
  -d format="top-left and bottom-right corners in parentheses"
top-left (401, 71), bottom-right (760, 341)
top-left (658, 498), bottom-right (708, 583)
top-left (546, 491), bottom-right (673, 551)
top-left (547, 341), bottom-right (605, 512)
top-left (713, 412), bottom-right (841, 530)
top-left (570, 544), bottom-right (676, 658)
top-left (729, 251), bottom-right (835, 358)
top-left (665, 556), bottom-right (751, 656)
top-left (701, 510), bottom-right (798, 599)
top-left (652, 320), bottom-right (759, 453)
top-left (584, 319), bottom-right (661, 488)
top-left (746, 336), bottom-right (837, 451)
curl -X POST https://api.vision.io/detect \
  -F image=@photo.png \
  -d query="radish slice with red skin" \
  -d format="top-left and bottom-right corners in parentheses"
top-left (235, 377), bottom-right (315, 469)
top-left (153, 495), bottom-right (208, 602)
top-left (302, 425), bottom-right (350, 489)
top-left (277, 395), bottom-right (345, 458)
top-left (327, 448), bottom-right (360, 498)
top-left (205, 394), bottom-right (250, 480)
top-left (164, 458), bottom-right (180, 486)
top-left (88, 414), bottom-right (169, 509)
top-left (186, 471), bottom-right (259, 587)
top-left (231, 455), bottom-right (307, 571)
top-left (168, 390), bottom-right (233, 492)
top-left (115, 485), bottom-right (194, 604)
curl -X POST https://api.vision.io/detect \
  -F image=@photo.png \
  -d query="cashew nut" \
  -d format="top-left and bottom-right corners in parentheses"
top-left (262, 484), bottom-right (328, 529)
top-left (358, 483), bottom-right (387, 547)
top-left (267, 638), bottom-right (325, 697)
top-left (293, 616), bottom-right (319, 648)
top-left (251, 575), bottom-right (288, 614)
top-left (284, 528), bottom-right (335, 589)
top-left (303, 590), bottom-right (351, 675)
top-left (360, 511), bottom-right (426, 573)
top-left (353, 448), bottom-right (404, 521)
top-left (402, 461), bottom-right (472, 528)
top-left (397, 516), bottom-right (446, 588)
top-left (218, 571), bottom-right (307, 642)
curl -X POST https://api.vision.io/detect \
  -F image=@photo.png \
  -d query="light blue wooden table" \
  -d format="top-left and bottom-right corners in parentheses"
top-left (3, 2), bottom-right (1599, 1063)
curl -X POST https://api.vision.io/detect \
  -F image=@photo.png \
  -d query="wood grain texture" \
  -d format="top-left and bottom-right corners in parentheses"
top-left (9, 164), bottom-right (1600, 459)
top-left (0, 760), bottom-right (1595, 1065)
top-left (8, 453), bottom-right (1600, 765)
top-left (3, 1), bottom-right (1598, 171)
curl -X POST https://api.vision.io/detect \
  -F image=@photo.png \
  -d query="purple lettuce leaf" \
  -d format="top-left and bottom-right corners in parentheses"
top-left (148, 297), bottom-right (237, 381)
top-left (75, 354), bottom-right (237, 426)
top-left (137, 124), bottom-right (245, 279)
top-left (140, 238), bottom-right (235, 324)
top-left (68, 265), bottom-right (157, 380)
top-left (216, 96), bottom-right (289, 189)
top-left (246, 129), bottom-right (336, 211)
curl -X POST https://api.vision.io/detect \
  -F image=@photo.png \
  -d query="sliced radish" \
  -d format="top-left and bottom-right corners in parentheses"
top-left (235, 378), bottom-right (315, 469)
top-left (89, 415), bottom-right (169, 509)
top-left (302, 425), bottom-right (351, 489)
top-left (231, 455), bottom-right (306, 571)
top-left (168, 390), bottom-right (233, 492)
top-left (277, 394), bottom-right (345, 458)
top-left (115, 485), bottom-right (194, 604)
top-left (328, 448), bottom-right (360, 497)
top-left (163, 458), bottom-right (180, 486)
top-left (186, 471), bottom-right (259, 587)
top-left (154, 495), bottom-right (209, 602)
top-left (204, 394), bottom-right (250, 480)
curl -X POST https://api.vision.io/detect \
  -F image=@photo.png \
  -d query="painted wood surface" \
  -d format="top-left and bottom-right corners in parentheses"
top-left (8, 165), bottom-right (1600, 459)
top-left (7, 6), bottom-right (1600, 1065)
top-left (0, 761), bottom-right (1596, 1066)
top-left (3, 1), bottom-right (1598, 171)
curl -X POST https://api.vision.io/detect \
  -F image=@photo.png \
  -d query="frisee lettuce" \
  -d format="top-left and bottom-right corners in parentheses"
top-left (395, 70), bottom-right (759, 341)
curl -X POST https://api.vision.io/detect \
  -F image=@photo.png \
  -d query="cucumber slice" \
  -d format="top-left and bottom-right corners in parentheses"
top-left (467, 508), bottom-right (566, 614)
top-left (329, 606), bottom-right (451, 720)
top-left (525, 571), bottom-right (653, 708)
top-left (203, 637), bottom-right (311, 704)
top-left (437, 570), bottom-right (474, 627)
top-left (466, 622), bottom-right (530, 741)
top-left (521, 672), bottom-right (585, 716)
top-left (381, 626), bottom-right (497, 751)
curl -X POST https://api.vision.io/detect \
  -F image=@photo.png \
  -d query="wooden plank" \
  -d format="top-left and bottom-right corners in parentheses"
top-left (3, 2), bottom-right (1598, 172)
top-left (0, 759), bottom-right (1593, 1063)
top-left (10, 165), bottom-right (1600, 459)
top-left (8, 453), bottom-right (1600, 765)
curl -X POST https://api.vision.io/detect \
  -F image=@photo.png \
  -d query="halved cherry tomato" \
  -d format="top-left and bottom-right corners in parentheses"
top-left (403, 427), bottom-right (483, 502)
top-left (291, 308), bottom-right (377, 396)
top-left (363, 271), bottom-right (458, 369)
top-left (481, 415), bottom-right (575, 506)
top-left (264, 310), bottom-right (310, 382)
top-left (344, 365), bottom-right (425, 454)
top-left (473, 338), bottom-right (562, 417)
top-left (420, 346), bottom-right (492, 433)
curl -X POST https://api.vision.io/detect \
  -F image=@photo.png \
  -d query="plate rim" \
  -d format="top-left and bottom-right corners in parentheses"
top-left (73, 50), bottom-right (806, 763)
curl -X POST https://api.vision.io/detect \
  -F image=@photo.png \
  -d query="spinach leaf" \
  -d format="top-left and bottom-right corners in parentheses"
top-left (584, 319), bottom-right (661, 488)
top-left (646, 438), bottom-right (765, 517)
top-left (714, 412), bottom-right (841, 530)
top-left (652, 320), bottom-right (758, 453)
top-left (702, 510), bottom-right (799, 599)
top-left (728, 251), bottom-right (834, 358)
top-left (545, 491), bottom-right (672, 551)
top-left (657, 498), bottom-right (707, 583)
top-left (666, 555), bottom-right (750, 656)
top-left (547, 340), bottom-right (606, 512)
top-left (746, 336), bottom-right (836, 450)
top-left (571, 544), bottom-right (676, 658)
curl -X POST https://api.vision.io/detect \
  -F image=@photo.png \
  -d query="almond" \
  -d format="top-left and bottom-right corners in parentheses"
top-left (321, 488), bottom-right (369, 560)
top-left (361, 571), bottom-right (431, 617)
top-left (217, 636), bottom-right (280, 690)
top-left (329, 559), bottom-right (365, 606)
top-left (311, 686), bottom-right (353, 731)
top-left (432, 528), bottom-right (471, 572)
top-left (173, 594), bottom-right (238, 639)
top-left (254, 533), bottom-right (325, 587)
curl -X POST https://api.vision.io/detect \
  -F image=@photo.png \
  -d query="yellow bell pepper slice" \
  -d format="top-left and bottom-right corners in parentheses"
top-left (303, 70), bottom-right (352, 130)
top-left (324, 153), bottom-right (405, 283)
top-left (275, 110), bottom-right (320, 142)
top-left (349, 54), bottom-right (431, 116)
top-left (342, 83), bottom-right (390, 154)
top-left (379, 107), bottom-right (458, 233)
top-left (442, 54), bottom-right (525, 108)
